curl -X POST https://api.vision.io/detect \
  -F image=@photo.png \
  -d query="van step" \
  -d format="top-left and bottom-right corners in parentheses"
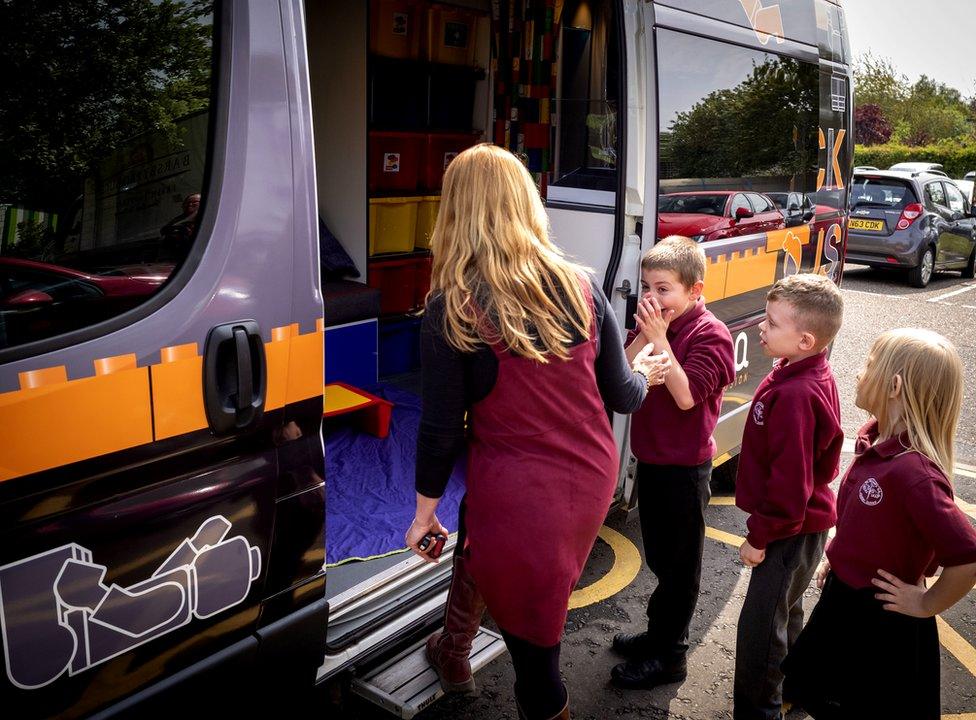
top-left (350, 627), bottom-right (507, 718)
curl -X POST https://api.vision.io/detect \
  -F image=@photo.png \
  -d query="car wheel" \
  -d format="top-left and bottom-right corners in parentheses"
top-left (909, 247), bottom-right (934, 288)
top-left (963, 246), bottom-right (976, 279)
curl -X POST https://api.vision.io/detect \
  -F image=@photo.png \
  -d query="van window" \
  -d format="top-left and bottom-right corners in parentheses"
top-left (0, 1), bottom-right (215, 350)
top-left (655, 30), bottom-right (819, 241)
top-left (550, 0), bottom-right (620, 199)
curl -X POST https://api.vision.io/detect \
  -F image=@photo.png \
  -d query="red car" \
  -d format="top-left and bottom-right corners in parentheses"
top-left (657, 191), bottom-right (786, 241)
top-left (0, 257), bottom-right (167, 347)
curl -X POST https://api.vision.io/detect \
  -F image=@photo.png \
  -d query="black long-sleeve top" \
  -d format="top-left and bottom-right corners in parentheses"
top-left (415, 277), bottom-right (647, 498)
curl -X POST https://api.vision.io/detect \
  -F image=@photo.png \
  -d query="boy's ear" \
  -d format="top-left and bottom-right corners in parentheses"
top-left (798, 330), bottom-right (817, 352)
top-left (690, 280), bottom-right (705, 300)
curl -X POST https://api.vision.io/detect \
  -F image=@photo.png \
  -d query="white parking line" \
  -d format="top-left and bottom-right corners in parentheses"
top-left (840, 287), bottom-right (902, 300)
top-left (927, 283), bottom-right (976, 303)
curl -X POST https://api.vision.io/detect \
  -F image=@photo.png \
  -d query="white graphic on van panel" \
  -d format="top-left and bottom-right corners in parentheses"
top-left (0, 515), bottom-right (260, 689)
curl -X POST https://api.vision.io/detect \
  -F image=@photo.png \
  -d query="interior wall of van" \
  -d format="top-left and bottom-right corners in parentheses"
top-left (307, 1), bottom-right (368, 275)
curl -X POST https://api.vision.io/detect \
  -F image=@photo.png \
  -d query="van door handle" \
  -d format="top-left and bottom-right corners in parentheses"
top-left (203, 321), bottom-right (266, 435)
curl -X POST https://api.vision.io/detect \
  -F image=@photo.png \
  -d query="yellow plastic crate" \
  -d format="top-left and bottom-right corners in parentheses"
top-left (415, 196), bottom-right (440, 249)
top-left (369, 197), bottom-right (419, 256)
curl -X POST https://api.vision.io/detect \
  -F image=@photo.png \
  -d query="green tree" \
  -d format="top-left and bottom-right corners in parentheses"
top-left (662, 57), bottom-right (819, 181)
top-left (0, 1), bottom-right (213, 213)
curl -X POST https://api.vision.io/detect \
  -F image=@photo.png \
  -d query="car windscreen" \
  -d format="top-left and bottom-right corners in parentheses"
top-left (849, 178), bottom-right (917, 211)
top-left (658, 194), bottom-right (727, 215)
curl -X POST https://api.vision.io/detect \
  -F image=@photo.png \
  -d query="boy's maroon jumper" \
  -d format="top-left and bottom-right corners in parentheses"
top-left (735, 351), bottom-right (843, 550)
top-left (827, 419), bottom-right (976, 589)
top-left (628, 299), bottom-right (735, 466)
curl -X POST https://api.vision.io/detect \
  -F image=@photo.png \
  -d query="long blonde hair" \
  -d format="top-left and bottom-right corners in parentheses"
top-left (429, 143), bottom-right (591, 362)
top-left (859, 328), bottom-right (964, 477)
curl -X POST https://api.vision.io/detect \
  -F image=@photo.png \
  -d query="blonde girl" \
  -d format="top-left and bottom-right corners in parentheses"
top-left (783, 328), bottom-right (976, 719)
top-left (403, 144), bottom-right (669, 720)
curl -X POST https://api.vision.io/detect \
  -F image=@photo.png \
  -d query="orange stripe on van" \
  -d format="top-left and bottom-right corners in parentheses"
top-left (1, 320), bottom-right (326, 481)
top-left (0, 361), bottom-right (153, 482)
top-left (152, 343), bottom-right (208, 440)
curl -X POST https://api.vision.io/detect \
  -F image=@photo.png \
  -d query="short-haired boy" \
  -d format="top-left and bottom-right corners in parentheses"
top-left (610, 235), bottom-right (735, 689)
top-left (733, 273), bottom-right (845, 720)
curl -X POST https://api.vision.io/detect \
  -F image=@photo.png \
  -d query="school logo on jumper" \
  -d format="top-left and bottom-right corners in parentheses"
top-left (858, 478), bottom-right (884, 506)
top-left (752, 401), bottom-right (765, 426)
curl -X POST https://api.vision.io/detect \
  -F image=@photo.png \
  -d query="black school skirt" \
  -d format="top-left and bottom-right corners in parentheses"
top-left (782, 573), bottom-right (940, 719)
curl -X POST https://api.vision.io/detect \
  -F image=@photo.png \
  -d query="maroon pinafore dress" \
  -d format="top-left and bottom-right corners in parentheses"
top-left (463, 281), bottom-right (619, 647)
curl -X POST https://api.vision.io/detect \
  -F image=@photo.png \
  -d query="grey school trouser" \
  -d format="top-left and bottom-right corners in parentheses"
top-left (733, 531), bottom-right (828, 720)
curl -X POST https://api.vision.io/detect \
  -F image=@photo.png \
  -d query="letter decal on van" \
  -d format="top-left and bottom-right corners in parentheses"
top-left (734, 332), bottom-right (750, 373)
top-left (0, 515), bottom-right (260, 689)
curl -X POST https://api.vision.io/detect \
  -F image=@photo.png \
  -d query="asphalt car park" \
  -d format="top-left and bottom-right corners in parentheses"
top-left (332, 262), bottom-right (976, 720)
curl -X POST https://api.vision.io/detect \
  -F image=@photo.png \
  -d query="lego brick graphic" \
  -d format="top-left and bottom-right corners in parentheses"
top-left (0, 515), bottom-right (260, 689)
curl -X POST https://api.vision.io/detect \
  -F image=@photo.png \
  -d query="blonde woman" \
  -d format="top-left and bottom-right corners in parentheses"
top-left (783, 329), bottom-right (976, 719)
top-left (404, 144), bottom-right (669, 720)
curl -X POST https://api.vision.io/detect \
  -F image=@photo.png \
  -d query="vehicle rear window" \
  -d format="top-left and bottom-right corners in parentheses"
top-left (0, 1), bottom-right (216, 351)
top-left (849, 178), bottom-right (917, 210)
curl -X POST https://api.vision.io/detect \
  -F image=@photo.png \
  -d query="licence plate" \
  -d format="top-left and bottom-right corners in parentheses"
top-left (849, 218), bottom-right (885, 231)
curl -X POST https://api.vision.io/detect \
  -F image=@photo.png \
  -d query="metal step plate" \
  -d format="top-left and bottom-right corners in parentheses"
top-left (350, 627), bottom-right (507, 718)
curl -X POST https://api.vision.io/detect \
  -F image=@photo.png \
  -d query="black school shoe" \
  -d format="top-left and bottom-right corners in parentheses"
top-left (611, 631), bottom-right (650, 658)
top-left (609, 656), bottom-right (688, 690)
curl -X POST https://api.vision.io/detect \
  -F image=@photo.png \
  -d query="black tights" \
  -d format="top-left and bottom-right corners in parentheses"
top-left (500, 629), bottom-right (565, 719)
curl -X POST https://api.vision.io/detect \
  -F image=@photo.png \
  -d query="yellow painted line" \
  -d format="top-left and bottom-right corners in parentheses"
top-left (944, 714), bottom-right (976, 719)
top-left (938, 616), bottom-right (976, 678)
top-left (956, 497), bottom-right (976, 521)
top-left (568, 525), bottom-right (642, 610)
top-left (705, 526), bottom-right (744, 548)
top-left (709, 495), bottom-right (736, 506)
top-left (704, 524), bottom-right (976, 681)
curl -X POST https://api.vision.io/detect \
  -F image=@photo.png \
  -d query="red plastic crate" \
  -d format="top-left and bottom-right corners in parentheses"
top-left (423, 132), bottom-right (480, 190)
top-left (415, 254), bottom-right (432, 307)
top-left (368, 257), bottom-right (419, 314)
top-left (369, 131), bottom-right (424, 193)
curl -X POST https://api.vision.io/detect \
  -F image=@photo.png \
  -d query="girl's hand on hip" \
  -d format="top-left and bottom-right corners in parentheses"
top-left (872, 569), bottom-right (931, 617)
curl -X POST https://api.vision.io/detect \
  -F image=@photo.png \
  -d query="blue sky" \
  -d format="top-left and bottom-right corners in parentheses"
top-left (844, 0), bottom-right (976, 96)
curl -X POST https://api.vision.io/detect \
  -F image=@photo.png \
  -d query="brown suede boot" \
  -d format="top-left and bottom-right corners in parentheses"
top-left (426, 555), bottom-right (486, 693)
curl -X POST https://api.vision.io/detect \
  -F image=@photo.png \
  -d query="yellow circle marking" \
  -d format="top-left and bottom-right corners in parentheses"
top-left (568, 525), bottom-right (642, 610)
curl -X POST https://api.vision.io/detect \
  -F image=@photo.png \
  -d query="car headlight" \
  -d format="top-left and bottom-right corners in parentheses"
top-left (691, 234), bottom-right (705, 243)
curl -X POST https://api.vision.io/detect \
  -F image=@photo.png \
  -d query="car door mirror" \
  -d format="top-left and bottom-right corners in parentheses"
top-left (969, 205), bottom-right (976, 219)
top-left (951, 210), bottom-right (964, 222)
top-left (733, 206), bottom-right (754, 221)
top-left (801, 209), bottom-right (815, 222)
top-left (2, 289), bottom-right (54, 308)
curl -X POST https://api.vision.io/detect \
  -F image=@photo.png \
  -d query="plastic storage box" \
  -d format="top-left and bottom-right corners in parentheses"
top-left (369, 131), bottom-right (424, 193)
top-left (379, 316), bottom-right (423, 376)
top-left (370, 0), bottom-right (424, 60)
top-left (415, 196), bottom-right (440, 249)
top-left (428, 65), bottom-right (478, 130)
top-left (423, 132), bottom-right (479, 190)
top-left (368, 257), bottom-right (420, 314)
top-left (368, 60), bottom-right (428, 130)
top-left (425, 5), bottom-right (479, 66)
top-left (369, 197), bottom-right (420, 256)
top-left (415, 254), bottom-right (432, 307)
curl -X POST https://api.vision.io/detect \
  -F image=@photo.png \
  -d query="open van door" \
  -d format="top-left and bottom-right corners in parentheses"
top-left (0, 2), bottom-right (326, 716)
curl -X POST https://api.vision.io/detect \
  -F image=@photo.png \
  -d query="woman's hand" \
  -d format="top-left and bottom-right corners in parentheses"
top-left (405, 514), bottom-right (449, 564)
top-left (815, 559), bottom-right (831, 589)
top-left (871, 569), bottom-right (931, 617)
top-left (633, 344), bottom-right (672, 386)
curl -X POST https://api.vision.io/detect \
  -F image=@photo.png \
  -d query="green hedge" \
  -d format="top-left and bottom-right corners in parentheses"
top-left (854, 141), bottom-right (976, 177)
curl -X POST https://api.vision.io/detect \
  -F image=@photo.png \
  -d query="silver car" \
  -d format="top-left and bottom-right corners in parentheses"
top-left (847, 170), bottom-right (976, 287)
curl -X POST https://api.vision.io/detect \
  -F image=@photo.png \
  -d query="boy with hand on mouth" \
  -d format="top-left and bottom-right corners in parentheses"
top-left (611, 235), bottom-right (735, 690)
top-left (733, 273), bottom-right (845, 720)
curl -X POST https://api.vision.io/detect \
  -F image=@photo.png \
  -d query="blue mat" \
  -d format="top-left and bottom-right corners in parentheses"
top-left (325, 386), bottom-right (466, 566)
